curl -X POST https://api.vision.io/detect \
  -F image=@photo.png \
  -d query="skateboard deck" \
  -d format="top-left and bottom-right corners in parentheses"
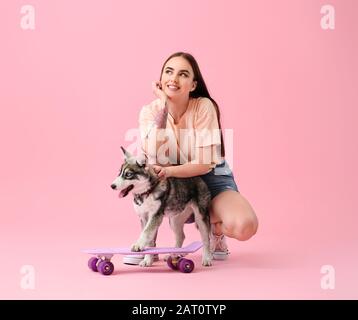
top-left (83, 241), bottom-right (202, 256)
top-left (84, 241), bottom-right (203, 276)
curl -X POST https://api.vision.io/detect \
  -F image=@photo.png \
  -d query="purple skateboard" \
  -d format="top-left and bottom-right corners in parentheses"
top-left (83, 241), bottom-right (203, 276)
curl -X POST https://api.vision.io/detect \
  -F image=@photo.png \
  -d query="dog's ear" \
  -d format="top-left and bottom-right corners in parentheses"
top-left (120, 146), bottom-right (133, 160)
top-left (136, 153), bottom-right (147, 168)
top-left (136, 160), bottom-right (144, 168)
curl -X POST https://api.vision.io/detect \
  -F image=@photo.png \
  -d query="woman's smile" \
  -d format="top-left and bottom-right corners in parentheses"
top-left (166, 83), bottom-right (180, 91)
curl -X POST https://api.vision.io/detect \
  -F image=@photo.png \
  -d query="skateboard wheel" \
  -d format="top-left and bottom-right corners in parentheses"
top-left (88, 257), bottom-right (99, 272)
top-left (167, 256), bottom-right (179, 270)
top-left (98, 261), bottom-right (114, 276)
top-left (178, 258), bottom-right (194, 273)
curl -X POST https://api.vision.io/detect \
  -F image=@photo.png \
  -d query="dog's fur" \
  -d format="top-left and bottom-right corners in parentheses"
top-left (111, 147), bottom-right (212, 267)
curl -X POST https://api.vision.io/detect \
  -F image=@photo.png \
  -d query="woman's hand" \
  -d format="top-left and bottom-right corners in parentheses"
top-left (152, 165), bottom-right (173, 179)
top-left (152, 81), bottom-right (168, 104)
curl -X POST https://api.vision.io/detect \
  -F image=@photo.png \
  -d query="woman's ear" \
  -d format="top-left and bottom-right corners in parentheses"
top-left (190, 81), bottom-right (197, 92)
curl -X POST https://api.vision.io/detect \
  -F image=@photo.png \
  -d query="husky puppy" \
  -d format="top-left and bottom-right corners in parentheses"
top-left (111, 147), bottom-right (212, 267)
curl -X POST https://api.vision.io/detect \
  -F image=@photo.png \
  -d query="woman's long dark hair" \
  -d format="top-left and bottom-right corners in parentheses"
top-left (159, 52), bottom-right (225, 157)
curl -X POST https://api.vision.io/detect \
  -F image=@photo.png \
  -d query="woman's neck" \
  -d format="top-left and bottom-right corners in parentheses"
top-left (166, 96), bottom-right (190, 123)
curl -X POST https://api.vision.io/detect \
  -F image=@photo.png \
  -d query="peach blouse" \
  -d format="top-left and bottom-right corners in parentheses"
top-left (139, 97), bottom-right (222, 167)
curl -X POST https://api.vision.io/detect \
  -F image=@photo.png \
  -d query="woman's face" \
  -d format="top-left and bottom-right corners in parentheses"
top-left (160, 56), bottom-right (197, 99)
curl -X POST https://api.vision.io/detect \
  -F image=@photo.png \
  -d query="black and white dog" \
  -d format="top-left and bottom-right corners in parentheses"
top-left (111, 147), bottom-right (212, 267)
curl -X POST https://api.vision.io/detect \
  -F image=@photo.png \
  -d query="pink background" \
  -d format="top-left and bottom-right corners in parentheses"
top-left (0, 0), bottom-right (357, 299)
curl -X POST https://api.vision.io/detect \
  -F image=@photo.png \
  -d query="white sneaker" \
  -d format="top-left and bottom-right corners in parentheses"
top-left (123, 254), bottom-right (159, 265)
top-left (210, 233), bottom-right (229, 260)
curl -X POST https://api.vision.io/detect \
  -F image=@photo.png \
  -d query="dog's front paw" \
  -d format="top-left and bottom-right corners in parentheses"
top-left (139, 255), bottom-right (153, 267)
top-left (131, 242), bottom-right (145, 252)
top-left (202, 255), bottom-right (213, 267)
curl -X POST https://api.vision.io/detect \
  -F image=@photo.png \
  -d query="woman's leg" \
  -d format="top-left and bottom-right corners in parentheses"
top-left (210, 190), bottom-right (258, 241)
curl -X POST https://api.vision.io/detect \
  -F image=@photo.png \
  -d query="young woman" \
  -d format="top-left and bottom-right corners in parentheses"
top-left (125, 52), bottom-right (258, 264)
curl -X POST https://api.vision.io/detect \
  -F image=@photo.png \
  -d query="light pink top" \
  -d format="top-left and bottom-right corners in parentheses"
top-left (139, 97), bottom-right (222, 167)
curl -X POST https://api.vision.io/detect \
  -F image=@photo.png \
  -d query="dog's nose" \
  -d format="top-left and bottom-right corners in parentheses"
top-left (110, 184), bottom-right (117, 190)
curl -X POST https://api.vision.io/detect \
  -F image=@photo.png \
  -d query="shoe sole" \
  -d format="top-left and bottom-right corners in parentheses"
top-left (212, 252), bottom-right (229, 260)
top-left (123, 255), bottom-right (159, 265)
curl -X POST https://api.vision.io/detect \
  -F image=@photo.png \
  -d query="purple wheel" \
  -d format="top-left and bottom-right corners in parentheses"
top-left (88, 257), bottom-right (99, 272)
top-left (166, 256), bottom-right (179, 270)
top-left (98, 260), bottom-right (114, 276)
top-left (178, 258), bottom-right (194, 273)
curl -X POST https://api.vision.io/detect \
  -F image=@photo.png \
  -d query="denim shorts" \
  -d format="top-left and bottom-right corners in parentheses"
top-left (200, 161), bottom-right (239, 199)
top-left (184, 161), bottom-right (238, 224)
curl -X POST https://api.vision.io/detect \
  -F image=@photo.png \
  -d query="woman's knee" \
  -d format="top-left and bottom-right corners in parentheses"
top-left (211, 191), bottom-right (258, 241)
top-left (223, 215), bottom-right (258, 241)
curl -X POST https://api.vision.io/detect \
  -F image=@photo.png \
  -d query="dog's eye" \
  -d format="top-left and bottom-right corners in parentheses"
top-left (125, 171), bottom-right (134, 178)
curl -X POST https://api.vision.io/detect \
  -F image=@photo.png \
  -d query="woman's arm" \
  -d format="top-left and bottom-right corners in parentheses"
top-left (140, 101), bottom-right (168, 164)
top-left (139, 83), bottom-right (169, 163)
top-left (169, 163), bottom-right (212, 178)
top-left (153, 146), bottom-right (216, 178)
top-left (152, 81), bottom-right (168, 129)
top-left (153, 162), bottom-right (212, 179)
